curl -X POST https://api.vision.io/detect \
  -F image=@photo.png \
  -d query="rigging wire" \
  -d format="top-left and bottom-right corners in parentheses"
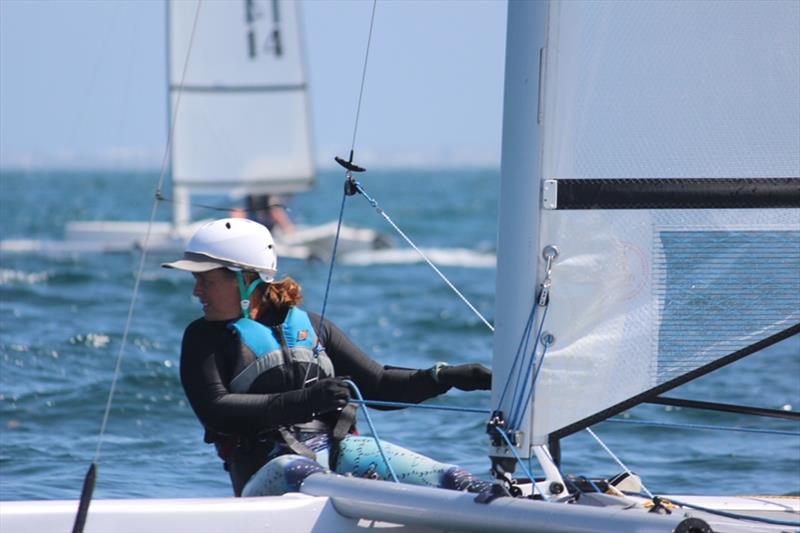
top-left (319, 0), bottom-right (494, 336)
top-left (348, 0), bottom-right (378, 154)
top-left (585, 427), bottom-right (654, 499)
top-left (350, 399), bottom-right (488, 414)
top-left (314, 0), bottom-right (378, 370)
top-left (495, 300), bottom-right (538, 411)
top-left (91, 0), bottom-right (203, 466)
top-left (353, 181), bottom-right (494, 332)
top-left (71, 6), bottom-right (205, 533)
top-left (508, 304), bottom-right (549, 429)
top-left (494, 427), bottom-right (548, 501)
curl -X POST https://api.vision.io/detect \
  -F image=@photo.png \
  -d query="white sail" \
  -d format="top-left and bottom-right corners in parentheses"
top-left (168, 0), bottom-right (314, 202)
top-left (493, 0), bottom-right (800, 452)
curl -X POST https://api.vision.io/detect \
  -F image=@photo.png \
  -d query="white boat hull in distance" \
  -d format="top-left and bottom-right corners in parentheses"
top-left (0, 219), bottom-right (391, 262)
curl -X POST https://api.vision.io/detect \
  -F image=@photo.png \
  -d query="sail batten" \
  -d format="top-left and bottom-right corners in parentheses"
top-left (551, 322), bottom-right (800, 440)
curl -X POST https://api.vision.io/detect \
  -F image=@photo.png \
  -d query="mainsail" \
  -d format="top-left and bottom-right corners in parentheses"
top-left (169, 0), bottom-right (314, 226)
top-left (493, 0), bottom-right (800, 452)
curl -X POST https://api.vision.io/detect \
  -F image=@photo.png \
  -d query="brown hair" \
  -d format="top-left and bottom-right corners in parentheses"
top-left (261, 276), bottom-right (303, 308)
top-left (246, 275), bottom-right (303, 320)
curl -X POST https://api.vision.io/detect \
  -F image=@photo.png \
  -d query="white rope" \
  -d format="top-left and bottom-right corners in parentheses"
top-left (585, 427), bottom-right (654, 498)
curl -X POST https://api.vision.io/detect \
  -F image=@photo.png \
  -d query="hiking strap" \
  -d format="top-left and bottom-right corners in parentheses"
top-left (328, 403), bottom-right (358, 470)
top-left (277, 427), bottom-right (317, 461)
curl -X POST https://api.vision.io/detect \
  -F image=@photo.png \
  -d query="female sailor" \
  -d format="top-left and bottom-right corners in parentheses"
top-left (163, 218), bottom-right (493, 496)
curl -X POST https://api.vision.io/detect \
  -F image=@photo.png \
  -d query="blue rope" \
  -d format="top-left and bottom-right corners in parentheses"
top-left (496, 301), bottom-right (538, 413)
top-left (604, 418), bottom-right (800, 436)
top-left (351, 398), bottom-right (488, 414)
top-left (494, 427), bottom-right (548, 501)
top-left (316, 188), bottom-right (349, 338)
top-left (343, 399), bottom-right (800, 438)
top-left (509, 304), bottom-right (549, 429)
top-left (343, 379), bottom-right (399, 483)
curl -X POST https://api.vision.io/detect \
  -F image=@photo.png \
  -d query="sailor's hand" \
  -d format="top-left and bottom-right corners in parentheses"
top-left (306, 377), bottom-right (351, 415)
top-left (437, 363), bottom-right (492, 391)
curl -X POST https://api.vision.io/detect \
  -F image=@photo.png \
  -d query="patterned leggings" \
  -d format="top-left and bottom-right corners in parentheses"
top-left (242, 434), bottom-right (493, 497)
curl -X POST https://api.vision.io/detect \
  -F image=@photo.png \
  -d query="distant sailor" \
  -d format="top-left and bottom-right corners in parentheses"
top-left (163, 218), bottom-right (493, 496)
top-left (246, 194), bottom-right (295, 235)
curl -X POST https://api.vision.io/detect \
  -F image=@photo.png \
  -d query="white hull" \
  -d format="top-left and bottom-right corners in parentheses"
top-left (2, 475), bottom-right (797, 533)
top-left (0, 219), bottom-right (389, 262)
top-left (0, 220), bottom-right (496, 267)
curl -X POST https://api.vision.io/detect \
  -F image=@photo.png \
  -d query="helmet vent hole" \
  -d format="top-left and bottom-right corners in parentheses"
top-left (225, 222), bottom-right (231, 229)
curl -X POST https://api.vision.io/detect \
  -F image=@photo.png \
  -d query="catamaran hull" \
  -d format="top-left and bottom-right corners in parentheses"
top-left (7, 473), bottom-right (796, 533)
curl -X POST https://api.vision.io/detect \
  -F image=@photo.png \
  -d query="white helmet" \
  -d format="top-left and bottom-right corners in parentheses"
top-left (162, 218), bottom-right (277, 282)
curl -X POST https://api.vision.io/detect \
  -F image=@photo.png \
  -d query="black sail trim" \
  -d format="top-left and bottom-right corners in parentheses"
top-left (552, 178), bottom-right (800, 209)
top-left (550, 323), bottom-right (800, 441)
top-left (645, 396), bottom-right (800, 421)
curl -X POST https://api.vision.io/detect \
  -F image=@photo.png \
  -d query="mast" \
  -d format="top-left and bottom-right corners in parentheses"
top-left (491, 0), bottom-right (548, 462)
top-left (165, 0), bottom-right (190, 230)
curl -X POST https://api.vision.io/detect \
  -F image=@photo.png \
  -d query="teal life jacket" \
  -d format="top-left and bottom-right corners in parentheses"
top-left (222, 308), bottom-right (356, 470)
top-left (227, 307), bottom-right (335, 394)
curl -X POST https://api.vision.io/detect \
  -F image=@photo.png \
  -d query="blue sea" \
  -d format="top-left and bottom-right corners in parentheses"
top-left (1, 168), bottom-right (798, 501)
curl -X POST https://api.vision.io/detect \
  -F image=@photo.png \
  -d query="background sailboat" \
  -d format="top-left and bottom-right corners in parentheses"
top-left (3, 0), bottom-right (389, 261)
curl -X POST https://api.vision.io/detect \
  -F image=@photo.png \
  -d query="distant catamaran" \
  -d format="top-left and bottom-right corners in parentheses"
top-left (1, 1), bottom-right (799, 532)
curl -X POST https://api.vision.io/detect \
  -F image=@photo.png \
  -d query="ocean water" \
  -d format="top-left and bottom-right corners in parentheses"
top-left (0, 168), bottom-right (798, 501)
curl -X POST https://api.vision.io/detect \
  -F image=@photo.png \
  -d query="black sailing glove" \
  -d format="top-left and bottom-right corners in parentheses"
top-left (304, 377), bottom-right (351, 416)
top-left (437, 363), bottom-right (492, 391)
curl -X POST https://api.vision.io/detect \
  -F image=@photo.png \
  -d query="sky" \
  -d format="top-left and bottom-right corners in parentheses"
top-left (0, 0), bottom-right (508, 170)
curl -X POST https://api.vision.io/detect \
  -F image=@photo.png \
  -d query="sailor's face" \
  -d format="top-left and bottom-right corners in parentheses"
top-left (192, 269), bottom-right (240, 321)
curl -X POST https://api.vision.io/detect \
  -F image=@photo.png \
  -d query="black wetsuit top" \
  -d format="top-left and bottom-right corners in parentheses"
top-left (179, 309), bottom-right (450, 495)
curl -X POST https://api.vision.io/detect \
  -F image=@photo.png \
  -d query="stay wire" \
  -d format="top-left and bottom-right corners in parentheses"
top-left (92, 0), bottom-right (204, 465)
top-left (354, 181), bottom-right (494, 332)
top-left (585, 427), bottom-right (654, 499)
top-left (312, 0), bottom-right (378, 363)
top-left (304, 188), bottom-right (349, 387)
top-left (348, 0), bottom-right (378, 153)
top-left (71, 4), bottom-right (205, 532)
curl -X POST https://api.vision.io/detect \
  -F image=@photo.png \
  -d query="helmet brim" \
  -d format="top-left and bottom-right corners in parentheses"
top-left (161, 252), bottom-right (228, 273)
